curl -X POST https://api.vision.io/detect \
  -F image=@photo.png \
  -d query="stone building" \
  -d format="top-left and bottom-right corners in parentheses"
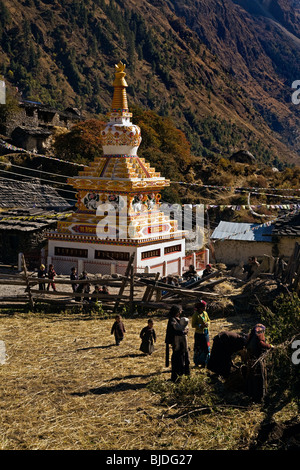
top-left (3, 100), bottom-right (82, 153)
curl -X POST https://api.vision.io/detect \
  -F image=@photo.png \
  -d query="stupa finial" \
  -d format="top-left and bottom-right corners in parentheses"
top-left (112, 61), bottom-right (128, 111)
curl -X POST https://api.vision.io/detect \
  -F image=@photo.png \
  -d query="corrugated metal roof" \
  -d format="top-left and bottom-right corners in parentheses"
top-left (211, 221), bottom-right (273, 242)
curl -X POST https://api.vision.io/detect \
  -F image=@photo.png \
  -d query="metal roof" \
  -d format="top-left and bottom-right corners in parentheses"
top-left (211, 220), bottom-right (273, 242)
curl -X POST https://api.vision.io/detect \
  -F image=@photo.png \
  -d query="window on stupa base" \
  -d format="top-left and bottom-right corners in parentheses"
top-left (164, 245), bottom-right (182, 255)
top-left (94, 250), bottom-right (130, 261)
top-left (54, 247), bottom-right (88, 258)
top-left (141, 249), bottom-right (161, 259)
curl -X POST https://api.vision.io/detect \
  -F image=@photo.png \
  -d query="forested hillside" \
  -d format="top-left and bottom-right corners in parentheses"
top-left (0, 0), bottom-right (300, 168)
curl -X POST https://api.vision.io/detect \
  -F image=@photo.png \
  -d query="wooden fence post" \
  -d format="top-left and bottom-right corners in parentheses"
top-left (142, 272), bottom-right (160, 303)
top-left (21, 254), bottom-right (34, 310)
top-left (113, 252), bottom-right (135, 313)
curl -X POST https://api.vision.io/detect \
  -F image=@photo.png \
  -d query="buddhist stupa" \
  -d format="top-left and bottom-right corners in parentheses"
top-left (47, 62), bottom-right (186, 275)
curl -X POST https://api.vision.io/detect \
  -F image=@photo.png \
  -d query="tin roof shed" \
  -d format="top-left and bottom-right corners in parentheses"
top-left (211, 221), bottom-right (273, 242)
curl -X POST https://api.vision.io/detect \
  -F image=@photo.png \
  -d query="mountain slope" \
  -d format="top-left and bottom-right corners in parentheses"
top-left (0, 0), bottom-right (299, 167)
top-left (169, 0), bottom-right (300, 160)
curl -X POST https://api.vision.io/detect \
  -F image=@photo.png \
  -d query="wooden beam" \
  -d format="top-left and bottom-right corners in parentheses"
top-left (21, 254), bottom-right (34, 309)
top-left (113, 252), bottom-right (135, 312)
top-left (142, 272), bottom-right (160, 302)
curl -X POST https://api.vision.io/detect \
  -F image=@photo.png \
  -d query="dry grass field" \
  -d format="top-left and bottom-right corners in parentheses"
top-left (0, 305), bottom-right (269, 451)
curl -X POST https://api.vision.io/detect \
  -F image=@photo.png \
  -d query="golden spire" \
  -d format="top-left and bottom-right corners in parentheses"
top-left (112, 61), bottom-right (129, 111)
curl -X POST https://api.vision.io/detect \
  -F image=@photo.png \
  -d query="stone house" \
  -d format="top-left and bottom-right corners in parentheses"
top-left (211, 214), bottom-right (300, 267)
top-left (211, 220), bottom-right (273, 266)
top-left (4, 100), bottom-right (82, 153)
top-left (272, 212), bottom-right (300, 259)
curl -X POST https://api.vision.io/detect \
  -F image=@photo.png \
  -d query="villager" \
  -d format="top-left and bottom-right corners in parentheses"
top-left (202, 263), bottom-right (213, 278)
top-left (76, 271), bottom-right (90, 302)
top-left (207, 330), bottom-right (247, 378)
top-left (47, 264), bottom-right (57, 291)
top-left (166, 275), bottom-right (179, 286)
top-left (244, 256), bottom-right (260, 280)
top-left (182, 264), bottom-right (197, 281)
top-left (38, 264), bottom-right (47, 290)
top-left (111, 314), bottom-right (126, 346)
top-left (139, 319), bottom-right (157, 355)
top-left (165, 305), bottom-right (190, 382)
top-left (70, 267), bottom-right (78, 293)
top-left (102, 285), bottom-right (109, 295)
top-left (244, 324), bottom-right (273, 402)
top-left (90, 285), bottom-right (101, 303)
top-left (191, 300), bottom-right (210, 367)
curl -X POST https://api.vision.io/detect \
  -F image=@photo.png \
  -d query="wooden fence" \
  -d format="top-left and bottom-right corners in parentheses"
top-left (0, 253), bottom-right (139, 312)
top-left (0, 252), bottom-right (219, 313)
top-left (1, 244), bottom-right (300, 313)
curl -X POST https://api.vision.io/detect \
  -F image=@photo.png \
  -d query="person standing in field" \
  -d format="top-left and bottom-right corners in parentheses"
top-left (191, 300), bottom-right (210, 367)
top-left (165, 305), bottom-right (190, 382)
top-left (139, 319), bottom-right (156, 355)
top-left (111, 315), bottom-right (126, 346)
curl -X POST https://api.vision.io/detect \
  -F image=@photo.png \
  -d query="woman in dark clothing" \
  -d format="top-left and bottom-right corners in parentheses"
top-left (140, 319), bottom-right (156, 355)
top-left (207, 330), bottom-right (247, 378)
top-left (244, 324), bottom-right (273, 402)
top-left (165, 305), bottom-right (190, 382)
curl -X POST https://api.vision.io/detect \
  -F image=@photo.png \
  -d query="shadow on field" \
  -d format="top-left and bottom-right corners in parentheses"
top-left (71, 370), bottom-right (169, 397)
top-left (71, 381), bottom-right (148, 396)
top-left (76, 344), bottom-right (116, 350)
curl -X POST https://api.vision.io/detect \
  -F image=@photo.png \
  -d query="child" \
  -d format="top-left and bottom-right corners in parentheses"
top-left (102, 285), bottom-right (109, 295)
top-left (38, 264), bottom-right (47, 291)
top-left (139, 319), bottom-right (156, 355)
top-left (47, 264), bottom-right (56, 292)
top-left (111, 315), bottom-right (126, 346)
top-left (70, 267), bottom-right (78, 293)
top-left (90, 285), bottom-right (101, 304)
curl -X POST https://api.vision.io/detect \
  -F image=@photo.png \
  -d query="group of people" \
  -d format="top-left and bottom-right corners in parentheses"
top-left (165, 302), bottom-right (273, 401)
top-left (110, 315), bottom-right (156, 353)
top-left (162, 263), bottom-right (214, 291)
top-left (38, 264), bottom-right (57, 291)
top-left (37, 264), bottom-right (109, 302)
top-left (109, 296), bottom-right (272, 401)
top-left (165, 301), bottom-right (210, 382)
top-left (70, 267), bottom-right (109, 302)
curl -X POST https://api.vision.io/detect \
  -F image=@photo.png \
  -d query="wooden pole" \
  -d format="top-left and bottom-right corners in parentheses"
top-left (21, 254), bottom-right (34, 310)
top-left (113, 252), bottom-right (135, 312)
top-left (144, 272), bottom-right (160, 302)
top-left (129, 266), bottom-right (134, 313)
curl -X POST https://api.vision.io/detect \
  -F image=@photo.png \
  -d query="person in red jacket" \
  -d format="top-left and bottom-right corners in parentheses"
top-left (47, 264), bottom-right (57, 292)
